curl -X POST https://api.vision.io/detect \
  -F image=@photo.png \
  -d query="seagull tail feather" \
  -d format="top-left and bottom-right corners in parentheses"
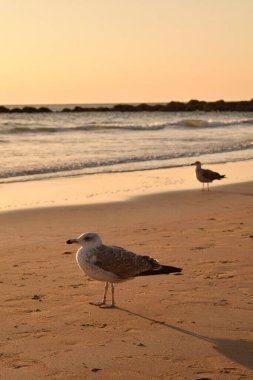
top-left (137, 265), bottom-right (182, 276)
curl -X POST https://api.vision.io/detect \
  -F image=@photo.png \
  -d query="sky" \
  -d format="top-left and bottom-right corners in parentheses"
top-left (0, 0), bottom-right (253, 105)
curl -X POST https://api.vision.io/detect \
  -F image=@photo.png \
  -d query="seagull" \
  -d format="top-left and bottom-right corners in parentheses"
top-left (191, 161), bottom-right (226, 191)
top-left (66, 232), bottom-right (182, 308)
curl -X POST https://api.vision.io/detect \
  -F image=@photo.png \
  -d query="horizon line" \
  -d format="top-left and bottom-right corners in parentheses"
top-left (1, 98), bottom-right (253, 107)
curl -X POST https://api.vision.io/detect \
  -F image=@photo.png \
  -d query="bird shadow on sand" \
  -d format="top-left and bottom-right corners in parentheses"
top-left (116, 306), bottom-right (253, 370)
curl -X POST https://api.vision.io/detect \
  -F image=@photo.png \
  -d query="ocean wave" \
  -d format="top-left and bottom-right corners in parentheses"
top-left (176, 118), bottom-right (253, 128)
top-left (177, 119), bottom-right (209, 128)
top-left (0, 123), bottom-right (169, 135)
top-left (242, 118), bottom-right (253, 124)
top-left (1, 139), bottom-right (253, 182)
top-left (74, 124), bottom-right (168, 131)
top-left (1, 117), bottom-right (253, 135)
top-left (1, 126), bottom-right (60, 134)
top-left (2, 121), bottom-right (40, 126)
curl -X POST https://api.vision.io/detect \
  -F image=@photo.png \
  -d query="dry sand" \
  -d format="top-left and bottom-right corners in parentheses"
top-left (0, 166), bottom-right (253, 379)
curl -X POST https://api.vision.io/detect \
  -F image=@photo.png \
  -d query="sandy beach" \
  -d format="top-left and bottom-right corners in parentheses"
top-left (2, 0), bottom-right (253, 378)
top-left (0, 165), bottom-right (253, 379)
top-left (1, 160), bottom-right (253, 212)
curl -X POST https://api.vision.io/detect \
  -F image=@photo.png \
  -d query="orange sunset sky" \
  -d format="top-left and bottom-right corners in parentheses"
top-left (0, 0), bottom-right (253, 105)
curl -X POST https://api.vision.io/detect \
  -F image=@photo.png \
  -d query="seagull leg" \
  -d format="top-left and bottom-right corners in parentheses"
top-left (207, 183), bottom-right (209, 191)
top-left (111, 283), bottom-right (115, 307)
top-left (202, 183), bottom-right (205, 192)
top-left (102, 281), bottom-right (109, 303)
top-left (90, 281), bottom-right (109, 307)
top-left (99, 283), bottom-right (115, 308)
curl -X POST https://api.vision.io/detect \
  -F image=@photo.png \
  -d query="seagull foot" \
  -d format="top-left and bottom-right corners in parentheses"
top-left (89, 301), bottom-right (115, 308)
top-left (99, 303), bottom-right (115, 309)
top-left (89, 301), bottom-right (106, 307)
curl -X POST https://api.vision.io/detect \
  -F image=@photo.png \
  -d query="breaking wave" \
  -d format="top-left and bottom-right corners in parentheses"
top-left (1, 139), bottom-right (252, 182)
top-left (0, 124), bottom-right (168, 134)
top-left (0, 118), bottom-right (253, 135)
top-left (75, 118), bottom-right (253, 131)
top-left (176, 118), bottom-right (253, 128)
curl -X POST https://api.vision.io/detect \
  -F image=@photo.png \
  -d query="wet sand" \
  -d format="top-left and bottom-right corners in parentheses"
top-left (1, 159), bottom-right (253, 212)
top-left (0, 169), bottom-right (253, 379)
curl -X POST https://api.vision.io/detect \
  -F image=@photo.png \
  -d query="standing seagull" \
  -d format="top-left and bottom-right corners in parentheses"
top-left (191, 161), bottom-right (226, 191)
top-left (66, 232), bottom-right (182, 308)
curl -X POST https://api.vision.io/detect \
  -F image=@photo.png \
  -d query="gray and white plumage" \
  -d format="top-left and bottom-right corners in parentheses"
top-left (66, 232), bottom-right (182, 308)
top-left (191, 161), bottom-right (226, 191)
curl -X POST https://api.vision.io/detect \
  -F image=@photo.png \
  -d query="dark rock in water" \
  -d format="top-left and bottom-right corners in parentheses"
top-left (73, 106), bottom-right (86, 112)
top-left (112, 103), bottom-right (136, 112)
top-left (1, 99), bottom-right (253, 113)
top-left (9, 106), bottom-right (53, 113)
top-left (0, 106), bottom-right (53, 113)
top-left (164, 101), bottom-right (186, 111)
top-left (22, 106), bottom-right (39, 113)
top-left (185, 99), bottom-right (207, 111)
top-left (10, 107), bottom-right (23, 113)
top-left (135, 103), bottom-right (154, 111)
top-left (37, 107), bottom-right (52, 113)
top-left (0, 106), bottom-right (10, 113)
top-left (96, 106), bottom-right (110, 112)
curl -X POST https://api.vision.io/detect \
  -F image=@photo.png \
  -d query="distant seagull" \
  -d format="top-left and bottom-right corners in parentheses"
top-left (191, 161), bottom-right (226, 191)
top-left (66, 232), bottom-right (182, 308)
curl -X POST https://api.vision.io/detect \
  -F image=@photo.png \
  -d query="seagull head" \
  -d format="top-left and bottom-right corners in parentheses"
top-left (191, 161), bottom-right (201, 168)
top-left (66, 232), bottom-right (102, 248)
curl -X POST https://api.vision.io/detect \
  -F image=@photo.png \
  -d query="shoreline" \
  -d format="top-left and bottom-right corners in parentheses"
top-left (1, 159), bottom-right (253, 213)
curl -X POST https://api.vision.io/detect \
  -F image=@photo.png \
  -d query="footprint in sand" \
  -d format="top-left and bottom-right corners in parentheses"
top-left (213, 299), bottom-right (229, 306)
top-left (69, 283), bottom-right (83, 288)
top-left (217, 273), bottom-right (236, 279)
top-left (11, 358), bottom-right (39, 369)
top-left (32, 294), bottom-right (43, 301)
top-left (81, 323), bottom-right (107, 329)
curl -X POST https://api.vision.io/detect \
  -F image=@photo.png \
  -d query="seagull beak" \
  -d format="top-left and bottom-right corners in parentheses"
top-left (66, 239), bottom-right (78, 244)
top-left (191, 162), bottom-right (196, 166)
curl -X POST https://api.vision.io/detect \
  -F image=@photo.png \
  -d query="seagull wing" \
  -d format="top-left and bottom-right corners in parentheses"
top-left (92, 244), bottom-right (161, 279)
top-left (202, 168), bottom-right (222, 181)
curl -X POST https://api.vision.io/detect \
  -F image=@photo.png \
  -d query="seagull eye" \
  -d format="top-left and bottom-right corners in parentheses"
top-left (84, 236), bottom-right (92, 241)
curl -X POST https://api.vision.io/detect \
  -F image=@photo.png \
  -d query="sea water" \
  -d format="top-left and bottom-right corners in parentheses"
top-left (0, 105), bottom-right (253, 184)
